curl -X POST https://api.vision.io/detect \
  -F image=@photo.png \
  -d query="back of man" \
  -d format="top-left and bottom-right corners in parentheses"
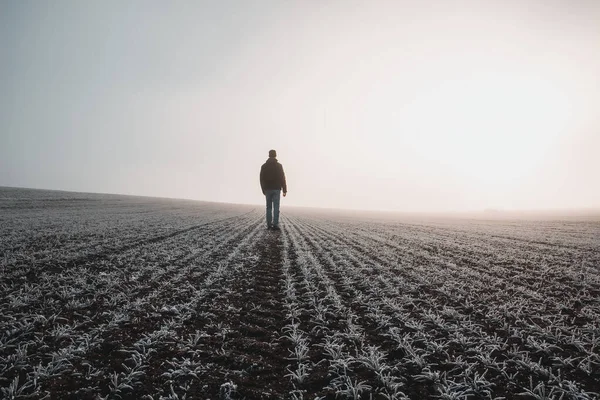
top-left (260, 149), bottom-right (287, 230)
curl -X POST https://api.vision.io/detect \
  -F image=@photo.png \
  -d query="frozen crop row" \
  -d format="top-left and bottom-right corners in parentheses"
top-left (1, 188), bottom-right (599, 399)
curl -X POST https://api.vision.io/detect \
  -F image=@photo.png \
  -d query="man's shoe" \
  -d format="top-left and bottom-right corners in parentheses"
top-left (271, 225), bottom-right (281, 231)
top-left (267, 225), bottom-right (272, 230)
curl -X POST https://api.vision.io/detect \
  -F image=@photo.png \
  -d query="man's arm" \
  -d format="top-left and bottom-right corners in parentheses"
top-left (259, 166), bottom-right (266, 194)
top-left (280, 164), bottom-right (287, 195)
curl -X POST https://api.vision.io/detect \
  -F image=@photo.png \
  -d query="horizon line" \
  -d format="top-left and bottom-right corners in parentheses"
top-left (2, 184), bottom-right (599, 217)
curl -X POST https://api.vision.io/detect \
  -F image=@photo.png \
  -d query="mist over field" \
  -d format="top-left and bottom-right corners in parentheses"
top-left (2, 0), bottom-right (600, 213)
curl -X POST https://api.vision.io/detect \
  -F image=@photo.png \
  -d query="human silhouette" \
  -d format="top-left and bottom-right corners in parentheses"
top-left (260, 149), bottom-right (287, 230)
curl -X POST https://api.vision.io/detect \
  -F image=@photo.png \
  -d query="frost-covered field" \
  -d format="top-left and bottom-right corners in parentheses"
top-left (1, 187), bottom-right (600, 399)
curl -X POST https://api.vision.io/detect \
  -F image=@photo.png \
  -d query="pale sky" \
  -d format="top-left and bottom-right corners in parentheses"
top-left (2, 0), bottom-right (599, 212)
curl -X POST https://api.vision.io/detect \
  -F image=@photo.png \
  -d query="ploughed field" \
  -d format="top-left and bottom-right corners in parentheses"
top-left (1, 188), bottom-right (600, 400)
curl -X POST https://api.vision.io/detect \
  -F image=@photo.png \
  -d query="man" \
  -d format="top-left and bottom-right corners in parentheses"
top-left (260, 149), bottom-right (287, 230)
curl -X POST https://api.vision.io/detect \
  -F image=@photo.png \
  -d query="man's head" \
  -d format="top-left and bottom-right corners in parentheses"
top-left (269, 149), bottom-right (277, 158)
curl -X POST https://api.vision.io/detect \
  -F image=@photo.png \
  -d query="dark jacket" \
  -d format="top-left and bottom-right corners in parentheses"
top-left (260, 158), bottom-right (287, 193)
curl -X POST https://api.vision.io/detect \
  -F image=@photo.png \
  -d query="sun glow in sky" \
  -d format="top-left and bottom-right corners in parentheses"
top-left (1, 0), bottom-right (599, 212)
top-left (399, 73), bottom-right (570, 182)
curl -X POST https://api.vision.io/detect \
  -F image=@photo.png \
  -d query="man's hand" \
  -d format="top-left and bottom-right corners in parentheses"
top-left (283, 192), bottom-right (287, 197)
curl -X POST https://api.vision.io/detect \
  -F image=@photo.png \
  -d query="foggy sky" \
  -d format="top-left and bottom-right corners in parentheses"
top-left (1, 0), bottom-right (599, 212)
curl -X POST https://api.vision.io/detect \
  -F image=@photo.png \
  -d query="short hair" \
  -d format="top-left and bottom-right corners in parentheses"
top-left (269, 149), bottom-right (277, 158)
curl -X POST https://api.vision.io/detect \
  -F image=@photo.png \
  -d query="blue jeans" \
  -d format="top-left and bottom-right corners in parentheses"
top-left (265, 189), bottom-right (281, 227)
